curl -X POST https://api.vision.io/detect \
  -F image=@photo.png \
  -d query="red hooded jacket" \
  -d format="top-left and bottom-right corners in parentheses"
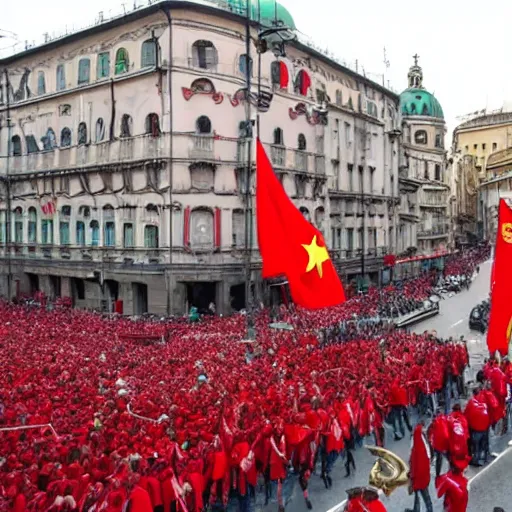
top-left (409, 425), bottom-right (431, 491)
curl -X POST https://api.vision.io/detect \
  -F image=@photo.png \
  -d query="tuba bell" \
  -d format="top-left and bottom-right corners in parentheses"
top-left (365, 445), bottom-right (410, 496)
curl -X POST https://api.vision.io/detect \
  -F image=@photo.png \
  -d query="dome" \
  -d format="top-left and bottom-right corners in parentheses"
top-left (227, 0), bottom-right (296, 30)
top-left (400, 88), bottom-right (444, 119)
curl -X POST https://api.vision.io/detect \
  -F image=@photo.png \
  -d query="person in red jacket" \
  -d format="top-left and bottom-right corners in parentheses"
top-left (435, 466), bottom-right (468, 512)
top-left (389, 377), bottom-right (412, 441)
top-left (464, 388), bottom-right (490, 466)
top-left (447, 405), bottom-right (470, 472)
top-left (406, 423), bottom-right (433, 512)
top-left (344, 488), bottom-right (387, 512)
top-left (428, 410), bottom-right (450, 476)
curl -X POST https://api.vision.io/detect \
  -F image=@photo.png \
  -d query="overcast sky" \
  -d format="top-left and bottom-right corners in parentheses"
top-left (2, 0), bottom-right (512, 135)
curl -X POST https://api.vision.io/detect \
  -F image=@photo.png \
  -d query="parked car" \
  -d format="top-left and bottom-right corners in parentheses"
top-left (469, 304), bottom-right (488, 333)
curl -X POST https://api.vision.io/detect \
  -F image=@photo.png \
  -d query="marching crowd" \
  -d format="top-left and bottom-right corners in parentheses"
top-left (0, 246), bottom-right (495, 512)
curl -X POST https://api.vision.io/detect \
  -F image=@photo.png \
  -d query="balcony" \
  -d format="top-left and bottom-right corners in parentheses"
top-left (315, 155), bottom-right (326, 175)
top-left (417, 226), bottom-right (449, 239)
top-left (294, 150), bottom-right (309, 172)
top-left (270, 145), bottom-right (286, 167)
top-left (189, 135), bottom-right (214, 160)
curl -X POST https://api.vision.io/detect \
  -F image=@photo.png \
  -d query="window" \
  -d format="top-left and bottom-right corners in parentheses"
top-left (120, 114), bottom-right (133, 138)
top-left (141, 40), bottom-right (157, 67)
top-left (473, 144), bottom-right (477, 150)
top-left (414, 130), bottom-right (427, 145)
top-left (273, 127), bottom-right (284, 145)
top-left (357, 227), bottom-right (363, 249)
top-left (344, 122), bottom-right (352, 147)
top-left (298, 133), bottom-right (306, 150)
top-left (78, 58), bottom-right (91, 85)
top-left (190, 163), bottom-right (214, 190)
top-left (97, 52), bottom-right (110, 79)
top-left (42, 219), bottom-right (54, 244)
top-left (294, 69), bottom-right (311, 96)
top-left (270, 60), bottom-right (289, 89)
top-left (61, 128), bottom-right (72, 147)
top-left (78, 122), bottom-right (87, 145)
top-left (56, 64), bottom-right (66, 91)
top-left (299, 207), bottom-right (310, 222)
top-left (76, 221), bottom-right (85, 245)
top-left (232, 209), bottom-right (245, 247)
top-left (347, 228), bottom-right (354, 250)
top-left (0, 211), bottom-right (5, 244)
top-left (482, 143), bottom-right (486, 150)
top-left (115, 48), bottom-right (129, 74)
top-left (14, 208), bottom-right (23, 244)
top-left (190, 209), bottom-right (214, 249)
top-left (60, 221), bottom-right (70, 245)
top-left (239, 54), bottom-right (253, 76)
top-left (347, 163), bottom-right (354, 192)
top-left (358, 165), bottom-right (364, 192)
top-left (196, 115), bottom-right (212, 134)
top-left (41, 128), bottom-right (57, 151)
top-left (424, 161), bottom-right (429, 180)
top-left (335, 90), bottom-right (342, 106)
top-left (123, 223), bottom-right (134, 248)
top-left (192, 40), bottom-right (218, 70)
top-left (28, 207), bottom-right (37, 243)
top-left (11, 135), bottom-right (22, 156)
top-left (104, 222), bottom-right (115, 247)
top-left (90, 220), bottom-right (99, 246)
top-left (96, 118), bottom-right (105, 142)
top-left (145, 113), bottom-right (161, 137)
top-left (369, 166), bottom-right (375, 193)
top-left (435, 164), bottom-right (441, 181)
top-left (25, 135), bottom-right (39, 154)
top-left (37, 71), bottom-right (46, 95)
top-left (79, 205), bottom-right (91, 218)
top-left (144, 225), bottom-right (159, 248)
top-left (493, 142), bottom-right (498, 151)
top-left (316, 88), bottom-right (326, 103)
top-left (435, 133), bottom-right (442, 148)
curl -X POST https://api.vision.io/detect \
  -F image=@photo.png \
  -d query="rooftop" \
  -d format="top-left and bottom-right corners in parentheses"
top-left (455, 111), bottom-right (512, 132)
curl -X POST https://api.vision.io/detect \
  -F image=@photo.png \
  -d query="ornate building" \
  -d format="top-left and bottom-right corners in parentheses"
top-left (398, 57), bottom-right (450, 261)
top-left (0, 0), bottom-right (401, 314)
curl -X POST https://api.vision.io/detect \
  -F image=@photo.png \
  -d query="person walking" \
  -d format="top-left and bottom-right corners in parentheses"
top-left (406, 423), bottom-right (433, 512)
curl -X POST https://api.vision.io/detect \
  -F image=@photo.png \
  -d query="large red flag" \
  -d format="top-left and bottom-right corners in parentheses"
top-left (487, 199), bottom-right (512, 355)
top-left (256, 138), bottom-right (345, 309)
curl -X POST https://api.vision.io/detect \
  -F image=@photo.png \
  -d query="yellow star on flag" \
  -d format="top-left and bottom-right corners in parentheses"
top-left (302, 235), bottom-right (330, 278)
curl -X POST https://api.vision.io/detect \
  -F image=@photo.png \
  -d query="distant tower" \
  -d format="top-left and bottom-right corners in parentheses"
top-left (407, 53), bottom-right (423, 89)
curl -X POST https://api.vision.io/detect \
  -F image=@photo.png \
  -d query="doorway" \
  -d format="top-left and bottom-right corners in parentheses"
top-left (186, 282), bottom-right (216, 314)
top-left (132, 282), bottom-right (148, 315)
top-left (230, 283), bottom-right (246, 311)
top-left (49, 275), bottom-right (61, 299)
top-left (26, 273), bottom-right (39, 296)
top-left (104, 280), bottom-right (119, 312)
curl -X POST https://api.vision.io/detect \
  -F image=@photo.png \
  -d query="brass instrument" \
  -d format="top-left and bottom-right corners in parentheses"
top-left (365, 445), bottom-right (410, 496)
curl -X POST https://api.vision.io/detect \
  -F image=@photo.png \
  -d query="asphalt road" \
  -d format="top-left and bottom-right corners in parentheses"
top-left (260, 260), bottom-right (505, 512)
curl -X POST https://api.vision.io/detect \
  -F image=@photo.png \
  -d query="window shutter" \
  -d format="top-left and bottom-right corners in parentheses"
top-left (214, 208), bottom-right (221, 249)
top-left (183, 206), bottom-right (191, 246)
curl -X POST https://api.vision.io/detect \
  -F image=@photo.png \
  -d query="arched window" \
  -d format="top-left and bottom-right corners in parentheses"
top-left (335, 90), bottom-right (342, 106)
top-left (11, 135), bottom-right (22, 156)
top-left (60, 219), bottom-right (70, 245)
top-left (141, 40), bottom-right (157, 67)
top-left (192, 40), bottom-right (218, 70)
top-left (61, 128), bottom-right (72, 148)
top-left (37, 71), bottom-right (46, 95)
top-left (97, 52), bottom-right (110, 79)
top-left (56, 64), bottom-right (66, 91)
top-left (41, 128), bottom-right (57, 151)
top-left (90, 220), bottom-right (99, 246)
top-left (25, 136), bottom-right (39, 154)
top-left (120, 114), bottom-right (133, 138)
top-left (144, 225), bottom-right (159, 248)
top-left (103, 205), bottom-right (115, 247)
top-left (314, 207), bottom-right (325, 232)
top-left (145, 113), bottom-right (161, 137)
top-left (435, 133), bottom-right (442, 148)
top-left (61, 205), bottom-right (71, 217)
top-left (239, 54), bottom-right (253, 76)
top-left (191, 78), bottom-right (215, 94)
top-left (28, 207), bottom-right (37, 243)
top-left (415, 130), bottom-right (427, 145)
top-left (78, 122), bottom-right (87, 145)
top-left (14, 207), bottom-right (23, 243)
top-left (42, 218), bottom-right (53, 244)
top-left (232, 209), bottom-right (245, 247)
top-left (298, 133), bottom-right (306, 150)
top-left (273, 127), bottom-right (284, 145)
top-left (123, 223), bottom-right (134, 248)
top-left (190, 209), bottom-right (214, 249)
top-left (96, 118), bottom-right (105, 142)
top-left (115, 48), bottom-right (129, 74)
top-left (78, 58), bottom-right (91, 85)
top-left (78, 205), bottom-right (90, 218)
top-left (299, 206), bottom-right (310, 222)
top-left (294, 69), bottom-right (311, 96)
top-left (196, 116), bottom-right (212, 134)
top-left (271, 61), bottom-right (289, 89)
top-left (76, 221), bottom-right (85, 245)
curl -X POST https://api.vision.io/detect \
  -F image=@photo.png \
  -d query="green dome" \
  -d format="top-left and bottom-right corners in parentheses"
top-left (227, 0), bottom-right (296, 30)
top-left (400, 88), bottom-right (444, 119)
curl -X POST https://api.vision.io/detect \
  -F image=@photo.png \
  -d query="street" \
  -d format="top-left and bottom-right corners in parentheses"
top-left (270, 260), bottom-right (506, 512)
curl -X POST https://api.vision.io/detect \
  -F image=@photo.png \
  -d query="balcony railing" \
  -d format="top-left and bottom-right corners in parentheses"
top-left (294, 150), bottom-right (308, 172)
top-left (417, 227), bottom-right (449, 238)
top-left (315, 155), bottom-right (326, 174)
top-left (189, 135), bottom-right (214, 159)
top-left (270, 145), bottom-right (286, 167)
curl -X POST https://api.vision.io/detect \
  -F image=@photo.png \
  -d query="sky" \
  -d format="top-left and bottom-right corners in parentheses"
top-left (2, 0), bottom-right (512, 136)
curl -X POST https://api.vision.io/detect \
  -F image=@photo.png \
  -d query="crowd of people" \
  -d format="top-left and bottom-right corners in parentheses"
top-left (0, 245), bottom-right (493, 512)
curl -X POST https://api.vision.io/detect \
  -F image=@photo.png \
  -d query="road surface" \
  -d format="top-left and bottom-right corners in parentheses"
top-left (261, 260), bottom-right (504, 512)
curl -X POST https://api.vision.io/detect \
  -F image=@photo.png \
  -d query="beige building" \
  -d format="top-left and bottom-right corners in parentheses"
top-left (0, 0), bottom-right (402, 314)
top-left (451, 112), bottom-right (512, 242)
top-left (397, 58), bottom-right (450, 264)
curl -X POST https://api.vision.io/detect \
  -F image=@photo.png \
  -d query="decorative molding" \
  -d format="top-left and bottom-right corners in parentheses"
top-left (288, 102), bottom-right (328, 126)
top-left (182, 78), bottom-right (224, 105)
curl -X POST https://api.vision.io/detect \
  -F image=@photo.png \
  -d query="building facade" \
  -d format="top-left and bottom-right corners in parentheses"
top-left (0, 0), bottom-right (401, 315)
top-left (451, 112), bottom-right (512, 242)
top-left (397, 58), bottom-right (450, 261)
